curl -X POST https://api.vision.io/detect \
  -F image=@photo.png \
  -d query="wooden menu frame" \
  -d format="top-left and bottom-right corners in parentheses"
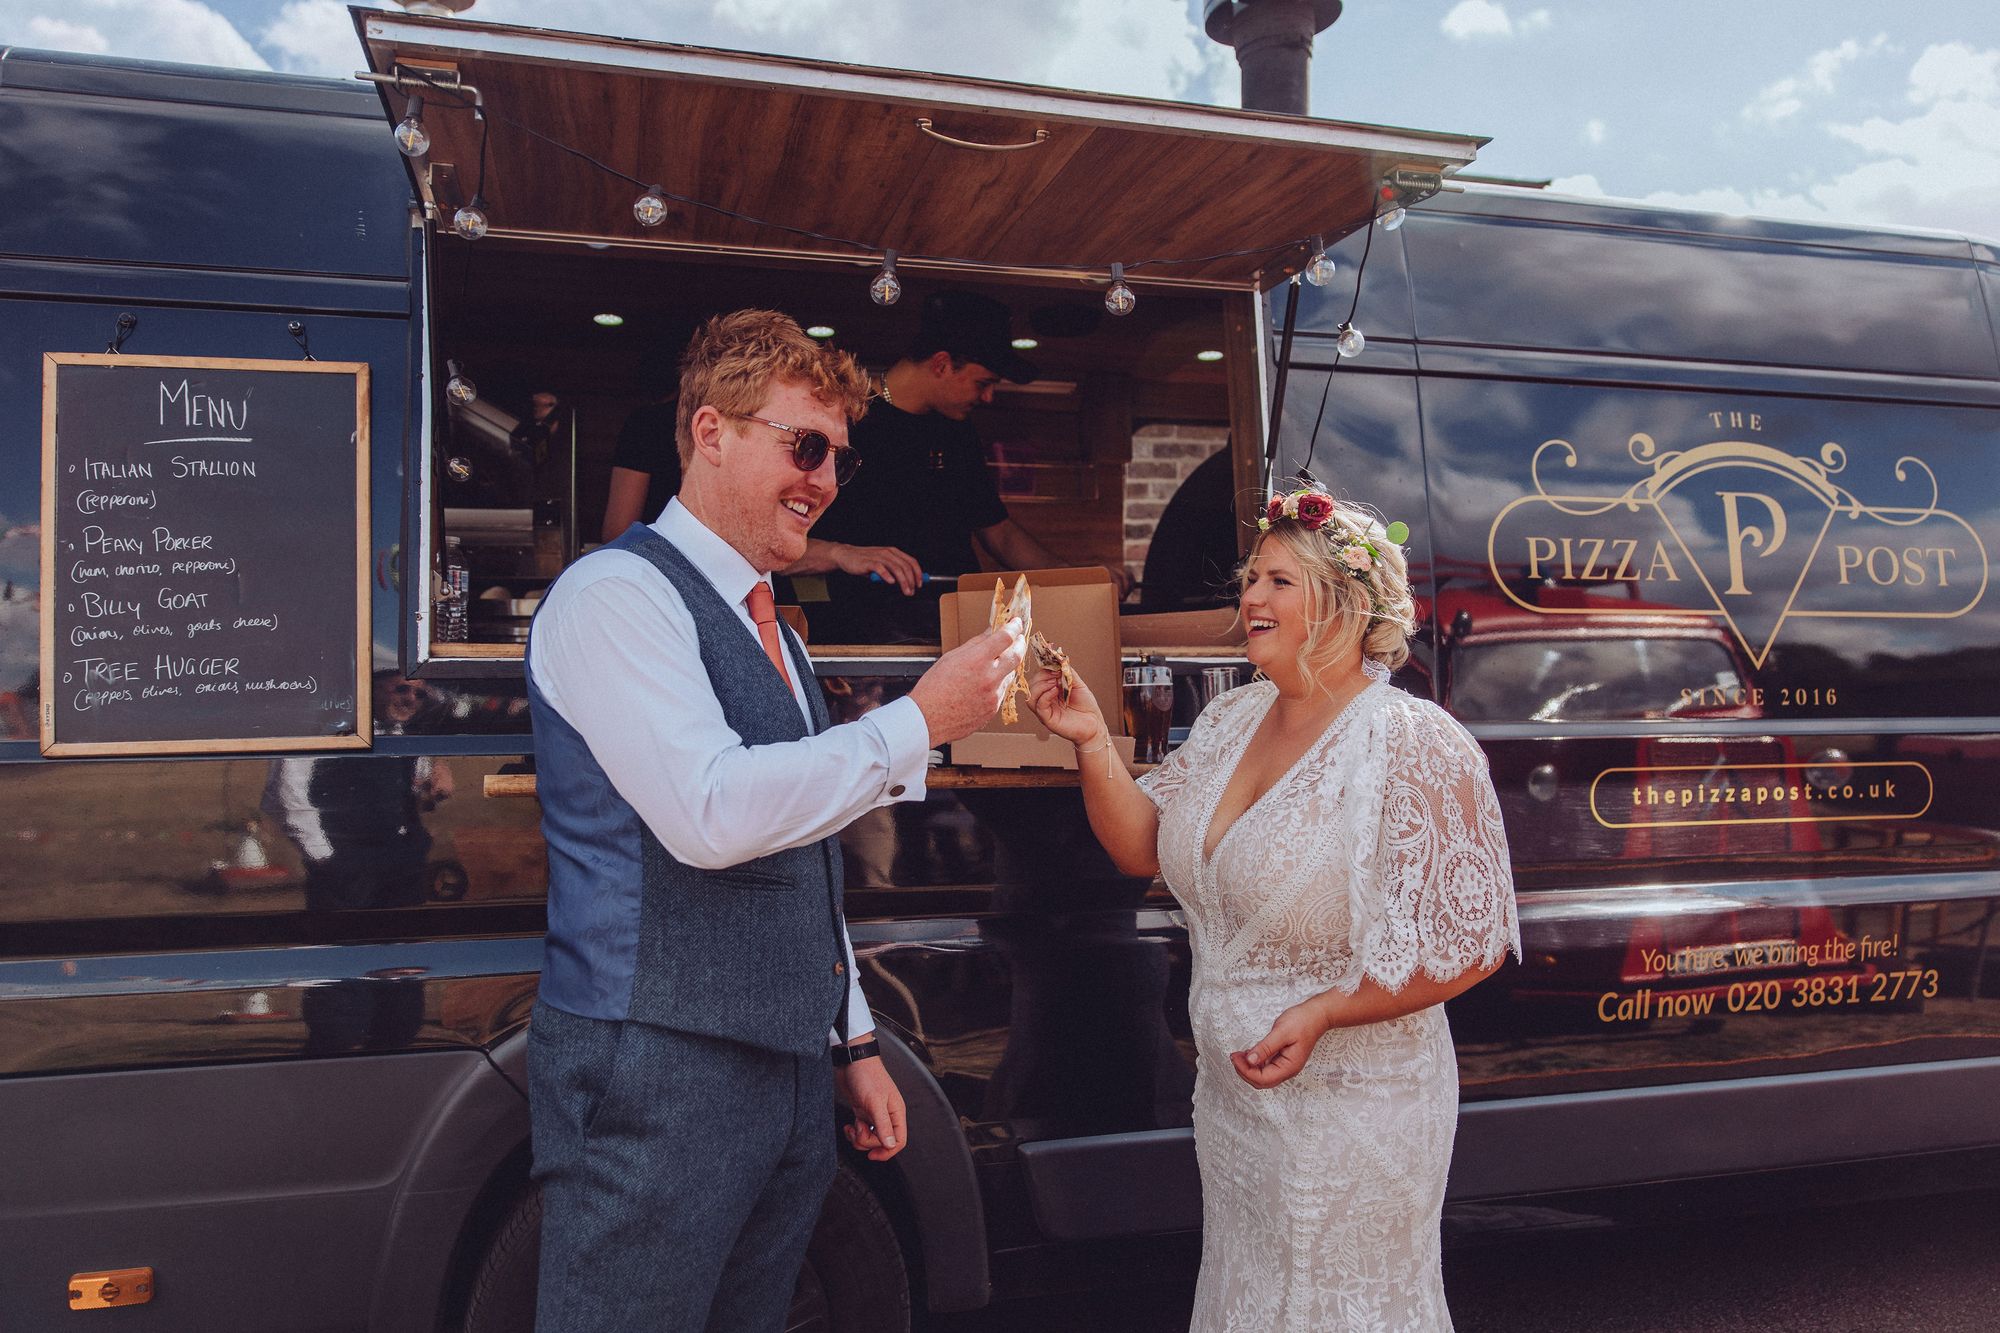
top-left (40, 352), bottom-right (373, 756)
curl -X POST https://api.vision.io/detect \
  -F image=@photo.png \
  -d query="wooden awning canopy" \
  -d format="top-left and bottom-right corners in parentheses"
top-left (356, 10), bottom-right (1485, 291)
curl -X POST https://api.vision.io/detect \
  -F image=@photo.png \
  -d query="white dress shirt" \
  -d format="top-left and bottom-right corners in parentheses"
top-left (529, 498), bottom-right (931, 1043)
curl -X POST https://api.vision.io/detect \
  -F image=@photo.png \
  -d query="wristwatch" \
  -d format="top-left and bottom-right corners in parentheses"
top-left (831, 1038), bottom-right (882, 1067)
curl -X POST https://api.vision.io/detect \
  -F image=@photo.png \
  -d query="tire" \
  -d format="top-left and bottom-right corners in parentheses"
top-left (459, 1183), bottom-right (540, 1333)
top-left (790, 1164), bottom-right (911, 1333)
top-left (457, 1164), bottom-right (909, 1333)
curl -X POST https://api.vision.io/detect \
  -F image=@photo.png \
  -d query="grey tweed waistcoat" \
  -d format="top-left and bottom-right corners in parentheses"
top-left (526, 524), bottom-right (847, 1057)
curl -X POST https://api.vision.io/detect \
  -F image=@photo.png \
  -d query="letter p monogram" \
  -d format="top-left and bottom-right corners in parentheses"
top-left (1719, 491), bottom-right (1787, 597)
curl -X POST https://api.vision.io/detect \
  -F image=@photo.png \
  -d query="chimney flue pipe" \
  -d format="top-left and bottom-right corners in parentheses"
top-left (1203, 0), bottom-right (1343, 116)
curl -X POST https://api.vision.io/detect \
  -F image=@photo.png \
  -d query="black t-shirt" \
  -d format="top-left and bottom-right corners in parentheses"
top-left (610, 400), bottom-right (682, 528)
top-left (810, 402), bottom-right (1010, 641)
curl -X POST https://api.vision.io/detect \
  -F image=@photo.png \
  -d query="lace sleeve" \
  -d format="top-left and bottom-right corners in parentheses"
top-left (1136, 683), bottom-right (1250, 812)
top-left (1353, 702), bottom-right (1520, 992)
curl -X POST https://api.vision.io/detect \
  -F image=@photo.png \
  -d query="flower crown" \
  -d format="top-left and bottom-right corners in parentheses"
top-left (1257, 486), bottom-right (1412, 620)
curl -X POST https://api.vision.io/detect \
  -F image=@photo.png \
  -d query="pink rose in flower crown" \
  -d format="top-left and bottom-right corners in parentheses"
top-left (1340, 543), bottom-right (1374, 573)
top-left (1294, 492), bottom-right (1335, 529)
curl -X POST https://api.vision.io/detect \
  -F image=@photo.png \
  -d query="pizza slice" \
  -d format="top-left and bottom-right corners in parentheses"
top-left (1030, 630), bottom-right (1077, 703)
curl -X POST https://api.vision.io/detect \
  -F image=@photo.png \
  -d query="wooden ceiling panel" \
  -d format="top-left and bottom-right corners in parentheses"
top-left (363, 10), bottom-right (1484, 290)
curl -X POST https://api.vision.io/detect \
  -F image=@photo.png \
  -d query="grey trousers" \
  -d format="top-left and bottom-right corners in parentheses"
top-left (527, 1000), bottom-right (836, 1333)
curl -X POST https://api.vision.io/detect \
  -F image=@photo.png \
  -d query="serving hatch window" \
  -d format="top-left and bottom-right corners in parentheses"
top-left (421, 239), bottom-right (1242, 652)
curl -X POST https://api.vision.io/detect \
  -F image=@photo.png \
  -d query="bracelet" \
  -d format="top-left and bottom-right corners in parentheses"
top-left (1075, 730), bottom-right (1110, 755)
top-left (831, 1038), bottom-right (882, 1067)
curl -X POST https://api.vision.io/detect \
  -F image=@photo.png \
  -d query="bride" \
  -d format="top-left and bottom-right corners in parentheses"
top-left (1027, 485), bottom-right (1519, 1332)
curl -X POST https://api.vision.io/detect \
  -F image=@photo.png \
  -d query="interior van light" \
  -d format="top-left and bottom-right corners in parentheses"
top-left (633, 186), bottom-right (668, 227)
top-left (445, 361), bottom-right (477, 405)
top-left (1104, 263), bottom-right (1136, 317)
top-left (870, 250), bottom-right (903, 306)
top-left (593, 313), bottom-right (625, 327)
top-left (394, 97), bottom-right (429, 157)
top-left (452, 196), bottom-right (489, 240)
top-left (1303, 234), bottom-right (1336, 286)
top-left (806, 325), bottom-right (836, 339)
top-left (1011, 337), bottom-right (1039, 350)
top-left (1196, 349), bottom-right (1224, 362)
top-left (1379, 206), bottom-right (1407, 232)
top-left (1335, 322), bottom-right (1366, 358)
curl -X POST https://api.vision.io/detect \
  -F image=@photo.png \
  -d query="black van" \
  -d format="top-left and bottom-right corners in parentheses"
top-left (3, 14), bottom-right (1997, 1331)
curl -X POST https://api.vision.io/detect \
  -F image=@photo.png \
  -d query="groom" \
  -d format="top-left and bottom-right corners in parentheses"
top-left (524, 309), bottom-right (1025, 1331)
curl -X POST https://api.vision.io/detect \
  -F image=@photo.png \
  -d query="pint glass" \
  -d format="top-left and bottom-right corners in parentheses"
top-left (1122, 662), bottom-right (1173, 765)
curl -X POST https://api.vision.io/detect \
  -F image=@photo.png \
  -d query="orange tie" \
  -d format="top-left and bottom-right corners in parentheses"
top-left (745, 582), bottom-right (793, 690)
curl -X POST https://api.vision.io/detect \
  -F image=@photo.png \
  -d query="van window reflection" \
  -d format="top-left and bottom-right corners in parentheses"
top-left (1451, 637), bottom-right (1741, 722)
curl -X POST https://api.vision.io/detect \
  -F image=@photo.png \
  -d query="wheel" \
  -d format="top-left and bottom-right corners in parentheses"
top-left (456, 1164), bottom-right (909, 1333)
top-left (791, 1164), bottom-right (911, 1333)
top-left (459, 1182), bottom-right (540, 1333)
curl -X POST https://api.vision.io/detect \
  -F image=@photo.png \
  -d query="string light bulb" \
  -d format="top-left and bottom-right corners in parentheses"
top-left (1335, 322), bottom-right (1366, 358)
top-left (1379, 205), bottom-right (1407, 232)
top-left (445, 361), bottom-right (478, 405)
top-left (1104, 263), bottom-right (1136, 317)
top-left (1303, 235), bottom-right (1337, 287)
top-left (452, 195), bottom-right (489, 241)
top-left (393, 96), bottom-right (430, 157)
top-left (869, 250), bottom-right (902, 306)
top-left (633, 185), bottom-right (668, 228)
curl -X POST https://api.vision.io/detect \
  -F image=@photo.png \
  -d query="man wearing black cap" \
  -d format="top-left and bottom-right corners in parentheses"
top-left (797, 290), bottom-right (1130, 642)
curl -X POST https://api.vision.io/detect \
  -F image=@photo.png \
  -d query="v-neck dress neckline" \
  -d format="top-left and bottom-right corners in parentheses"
top-left (1199, 679), bottom-right (1379, 870)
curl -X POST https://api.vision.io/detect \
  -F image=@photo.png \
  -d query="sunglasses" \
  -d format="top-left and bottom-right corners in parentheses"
top-left (732, 415), bottom-right (861, 487)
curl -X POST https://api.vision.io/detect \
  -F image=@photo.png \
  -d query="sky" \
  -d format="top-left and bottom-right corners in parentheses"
top-left (0, 0), bottom-right (1994, 237)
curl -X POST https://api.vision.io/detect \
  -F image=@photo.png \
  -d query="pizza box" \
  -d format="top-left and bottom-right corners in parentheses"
top-left (939, 567), bottom-right (1136, 770)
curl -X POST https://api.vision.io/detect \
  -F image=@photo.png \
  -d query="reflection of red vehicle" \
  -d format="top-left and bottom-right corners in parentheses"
top-left (1439, 589), bottom-right (1843, 1029)
top-left (1439, 589), bottom-right (1820, 870)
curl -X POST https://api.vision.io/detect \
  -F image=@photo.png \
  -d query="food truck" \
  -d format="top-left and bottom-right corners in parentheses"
top-left (3, 10), bottom-right (1998, 1329)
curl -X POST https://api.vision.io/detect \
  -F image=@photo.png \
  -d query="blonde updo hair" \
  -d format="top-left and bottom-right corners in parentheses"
top-left (1239, 491), bottom-right (1417, 688)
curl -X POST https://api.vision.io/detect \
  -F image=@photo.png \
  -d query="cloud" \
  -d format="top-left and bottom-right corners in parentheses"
top-left (1583, 118), bottom-right (1606, 146)
top-left (2, 0), bottom-right (269, 68)
top-left (1742, 34), bottom-right (1888, 125)
top-left (260, 0), bottom-right (384, 78)
top-left (24, 16), bottom-right (109, 53)
top-left (1440, 1), bottom-right (1548, 42)
top-left (1552, 42), bottom-right (2000, 236)
top-left (445, 0), bottom-right (1238, 104)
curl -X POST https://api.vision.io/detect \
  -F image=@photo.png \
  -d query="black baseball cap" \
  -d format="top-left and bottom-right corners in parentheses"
top-left (915, 290), bottom-right (1041, 384)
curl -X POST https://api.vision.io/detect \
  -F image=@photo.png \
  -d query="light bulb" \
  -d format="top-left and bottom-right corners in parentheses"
top-left (394, 97), bottom-right (429, 157)
top-left (445, 455), bottom-right (474, 482)
top-left (1303, 235), bottom-right (1336, 287)
top-left (1335, 322), bottom-right (1366, 358)
top-left (870, 249), bottom-right (902, 306)
top-left (1104, 263), bottom-right (1136, 317)
top-left (1379, 206), bottom-right (1407, 232)
top-left (446, 374), bottom-right (478, 406)
top-left (633, 186), bottom-right (668, 227)
top-left (452, 196), bottom-right (488, 241)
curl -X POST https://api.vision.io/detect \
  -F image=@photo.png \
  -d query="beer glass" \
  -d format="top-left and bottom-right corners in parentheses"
top-left (1122, 661), bottom-right (1174, 765)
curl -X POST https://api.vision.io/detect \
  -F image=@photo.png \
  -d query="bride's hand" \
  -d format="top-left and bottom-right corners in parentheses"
top-left (1025, 665), bottom-right (1108, 747)
top-left (1231, 996), bottom-right (1336, 1090)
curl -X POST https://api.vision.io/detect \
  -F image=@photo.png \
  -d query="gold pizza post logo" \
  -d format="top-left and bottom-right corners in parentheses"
top-left (1485, 416), bottom-right (1988, 668)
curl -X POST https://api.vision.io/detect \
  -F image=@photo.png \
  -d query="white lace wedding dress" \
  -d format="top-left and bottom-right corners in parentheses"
top-left (1137, 677), bottom-right (1519, 1333)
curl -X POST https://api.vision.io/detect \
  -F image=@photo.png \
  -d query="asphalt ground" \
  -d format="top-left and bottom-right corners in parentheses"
top-left (919, 1189), bottom-right (2000, 1332)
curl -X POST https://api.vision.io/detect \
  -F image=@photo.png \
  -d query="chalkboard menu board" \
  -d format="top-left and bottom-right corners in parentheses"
top-left (40, 354), bottom-right (371, 756)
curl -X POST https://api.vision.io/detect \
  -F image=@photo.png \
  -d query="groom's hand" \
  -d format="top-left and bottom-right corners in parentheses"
top-left (835, 1050), bottom-right (907, 1162)
top-left (909, 620), bottom-right (1027, 747)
